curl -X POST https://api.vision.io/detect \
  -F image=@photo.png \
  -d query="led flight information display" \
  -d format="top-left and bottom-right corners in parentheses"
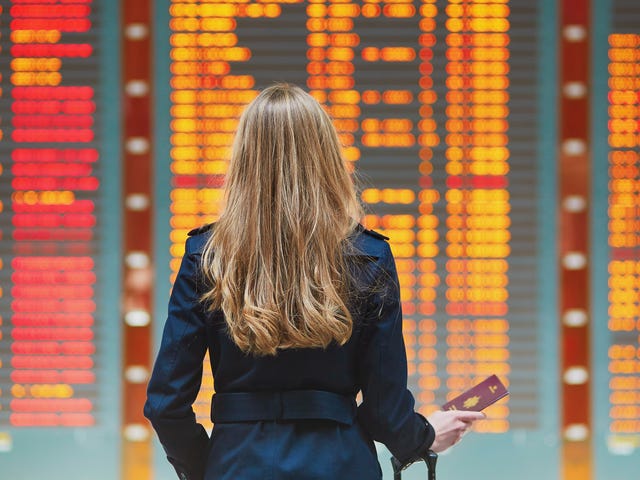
top-left (0, 0), bottom-right (100, 428)
top-left (602, 0), bottom-right (640, 458)
top-left (0, 1), bottom-right (119, 479)
top-left (161, 0), bottom-right (541, 448)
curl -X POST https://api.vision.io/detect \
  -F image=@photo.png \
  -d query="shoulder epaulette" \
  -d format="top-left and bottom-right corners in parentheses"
top-left (362, 227), bottom-right (389, 241)
top-left (187, 223), bottom-right (215, 237)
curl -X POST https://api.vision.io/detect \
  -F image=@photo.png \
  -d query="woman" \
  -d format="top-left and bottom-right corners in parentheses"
top-left (144, 84), bottom-right (483, 480)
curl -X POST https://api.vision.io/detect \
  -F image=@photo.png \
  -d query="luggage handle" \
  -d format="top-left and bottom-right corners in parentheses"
top-left (391, 450), bottom-right (438, 480)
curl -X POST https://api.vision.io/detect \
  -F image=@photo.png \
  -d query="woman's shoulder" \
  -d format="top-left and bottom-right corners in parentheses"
top-left (188, 223), bottom-right (215, 237)
top-left (350, 224), bottom-right (391, 260)
top-left (185, 223), bottom-right (215, 254)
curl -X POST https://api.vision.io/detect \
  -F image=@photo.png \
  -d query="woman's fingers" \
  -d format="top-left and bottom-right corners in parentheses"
top-left (455, 411), bottom-right (485, 422)
top-left (426, 410), bottom-right (486, 453)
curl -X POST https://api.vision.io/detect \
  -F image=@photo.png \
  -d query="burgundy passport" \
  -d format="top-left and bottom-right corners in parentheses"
top-left (441, 375), bottom-right (509, 411)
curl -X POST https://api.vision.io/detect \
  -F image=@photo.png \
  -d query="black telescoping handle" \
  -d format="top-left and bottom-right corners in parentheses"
top-left (390, 450), bottom-right (438, 480)
top-left (390, 456), bottom-right (403, 480)
top-left (425, 450), bottom-right (438, 480)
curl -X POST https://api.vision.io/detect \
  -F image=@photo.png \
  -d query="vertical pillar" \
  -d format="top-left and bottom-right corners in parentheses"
top-left (121, 1), bottom-right (153, 479)
top-left (559, 0), bottom-right (592, 478)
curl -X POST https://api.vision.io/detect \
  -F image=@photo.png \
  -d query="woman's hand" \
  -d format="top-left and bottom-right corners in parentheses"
top-left (426, 410), bottom-right (485, 453)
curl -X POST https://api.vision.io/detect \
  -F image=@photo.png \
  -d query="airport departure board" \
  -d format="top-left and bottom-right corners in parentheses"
top-left (0, 1), bottom-right (120, 479)
top-left (592, 0), bottom-right (640, 477)
top-left (154, 1), bottom-right (558, 479)
top-left (0, 0), bottom-right (102, 430)
top-left (162, 0), bottom-right (539, 427)
top-left (606, 32), bottom-right (640, 447)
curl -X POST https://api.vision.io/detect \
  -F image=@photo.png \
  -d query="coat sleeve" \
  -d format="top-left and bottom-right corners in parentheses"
top-left (144, 236), bottom-right (210, 480)
top-left (356, 241), bottom-right (435, 466)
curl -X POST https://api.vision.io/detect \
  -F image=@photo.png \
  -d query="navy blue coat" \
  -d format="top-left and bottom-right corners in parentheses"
top-left (144, 225), bottom-right (435, 480)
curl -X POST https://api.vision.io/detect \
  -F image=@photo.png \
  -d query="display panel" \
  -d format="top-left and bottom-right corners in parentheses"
top-left (155, 1), bottom-right (558, 479)
top-left (593, 0), bottom-right (640, 476)
top-left (606, 31), bottom-right (640, 446)
top-left (0, 1), bottom-right (121, 478)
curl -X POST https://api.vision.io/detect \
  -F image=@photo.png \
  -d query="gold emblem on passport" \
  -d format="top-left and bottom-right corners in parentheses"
top-left (463, 396), bottom-right (481, 409)
top-left (442, 375), bottom-right (509, 412)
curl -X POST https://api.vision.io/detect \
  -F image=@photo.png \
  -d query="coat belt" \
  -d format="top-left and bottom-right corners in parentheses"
top-left (211, 390), bottom-right (357, 425)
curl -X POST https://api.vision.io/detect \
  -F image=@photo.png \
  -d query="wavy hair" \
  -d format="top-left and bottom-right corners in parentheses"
top-left (200, 84), bottom-right (363, 356)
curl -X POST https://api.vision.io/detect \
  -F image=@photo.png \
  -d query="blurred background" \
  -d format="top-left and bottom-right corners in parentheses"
top-left (0, 0), bottom-right (638, 478)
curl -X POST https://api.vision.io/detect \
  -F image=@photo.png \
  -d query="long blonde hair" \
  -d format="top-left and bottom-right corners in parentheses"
top-left (200, 84), bottom-right (363, 356)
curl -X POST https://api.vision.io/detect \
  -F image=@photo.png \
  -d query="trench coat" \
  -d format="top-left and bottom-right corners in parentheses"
top-left (144, 224), bottom-right (435, 480)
